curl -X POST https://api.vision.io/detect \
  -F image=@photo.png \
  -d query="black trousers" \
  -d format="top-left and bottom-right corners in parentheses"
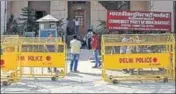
top-left (87, 38), bottom-right (91, 50)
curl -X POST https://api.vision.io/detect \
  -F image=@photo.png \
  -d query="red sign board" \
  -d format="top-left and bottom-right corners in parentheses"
top-left (107, 10), bottom-right (171, 31)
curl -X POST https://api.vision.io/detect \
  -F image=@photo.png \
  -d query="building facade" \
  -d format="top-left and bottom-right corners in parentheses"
top-left (0, 1), bottom-right (1, 33)
top-left (2, 0), bottom-right (175, 35)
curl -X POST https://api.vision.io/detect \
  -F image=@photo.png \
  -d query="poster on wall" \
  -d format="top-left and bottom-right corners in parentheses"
top-left (107, 10), bottom-right (171, 31)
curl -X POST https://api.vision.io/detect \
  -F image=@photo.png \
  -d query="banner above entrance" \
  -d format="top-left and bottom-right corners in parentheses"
top-left (107, 10), bottom-right (171, 31)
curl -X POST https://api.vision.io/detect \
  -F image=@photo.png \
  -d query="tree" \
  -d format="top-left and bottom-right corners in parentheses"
top-left (5, 15), bottom-right (19, 35)
top-left (19, 7), bottom-right (38, 35)
top-left (56, 18), bottom-right (65, 41)
top-left (95, 20), bottom-right (106, 34)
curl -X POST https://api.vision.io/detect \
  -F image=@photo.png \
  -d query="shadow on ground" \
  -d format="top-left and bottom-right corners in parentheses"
top-left (77, 72), bottom-right (101, 77)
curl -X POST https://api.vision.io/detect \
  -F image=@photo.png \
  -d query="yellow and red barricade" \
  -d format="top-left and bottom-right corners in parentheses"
top-left (18, 37), bottom-right (67, 81)
top-left (1, 36), bottom-right (21, 86)
top-left (101, 34), bottom-right (175, 84)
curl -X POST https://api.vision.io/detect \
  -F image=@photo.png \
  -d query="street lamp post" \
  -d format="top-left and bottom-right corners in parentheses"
top-left (4, 1), bottom-right (6, 33)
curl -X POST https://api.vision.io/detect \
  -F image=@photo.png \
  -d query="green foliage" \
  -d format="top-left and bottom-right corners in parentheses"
top-left (57, 18), bottom-right (65, 40)
top-left (57, 18), bottom-right (64, 27)
top-left (19, 7), bottom-right (38, 34)
top-left (95, 20), bottom-right (106, 34)
top-left (5, 15), bottom-right (19, 35)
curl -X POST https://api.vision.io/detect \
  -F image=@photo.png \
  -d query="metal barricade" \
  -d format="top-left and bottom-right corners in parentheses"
top-left (101, 34), bottom-right (175, 84)
top-left (18, 37), bottom-right (67, 81)
top-left (172, 34), bottom-right (175, 80)
top-left (1, 36), bottom-right (21, 86)
top-left (1, 35), bottom-right (19, 43)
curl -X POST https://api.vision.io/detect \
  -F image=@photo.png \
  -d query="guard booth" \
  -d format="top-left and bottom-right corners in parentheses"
top-left (101, 34), bottom-right (175, 84)
top-left (36, 14), bottom-right (62, 41)
top-left (18, 37), bottom-right (67, 81)
top-left (1, 35), bottom-right (21, 86)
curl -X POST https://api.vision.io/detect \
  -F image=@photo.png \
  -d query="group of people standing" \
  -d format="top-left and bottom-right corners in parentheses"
top-left (47, 18), bottom-right (101, 73)
top-left (69, 31), bottom-right (101, 72)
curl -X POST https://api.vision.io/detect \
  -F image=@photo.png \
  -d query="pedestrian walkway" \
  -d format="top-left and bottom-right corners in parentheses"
top-left (67, 49), bottom-right (94, 61)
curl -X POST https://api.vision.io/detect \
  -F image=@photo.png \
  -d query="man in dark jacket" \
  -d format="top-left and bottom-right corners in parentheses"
top-left (86, 29), bottom-right (93, 50)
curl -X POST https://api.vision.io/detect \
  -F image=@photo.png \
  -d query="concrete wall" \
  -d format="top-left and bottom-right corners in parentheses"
top-left (11, 1), bottom-right (28, 19)
top-left (130, 1), bottom-right (149, 11)
top-left (90, 1), bottom-right (107, 30)
top-left (7, 1), bottom-right (12, 20)
top-left (50, 0), bottom-right (67, 30)
top-left (28, 1), bottom-right (50, 14)
top-left (150, 1), bottom-right (174, 32)
top-left (50, 1), bottom-right (67, 20)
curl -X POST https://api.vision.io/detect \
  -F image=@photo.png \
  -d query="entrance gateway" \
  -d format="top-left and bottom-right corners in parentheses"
top-left (68, 1), bottom-right (91, 36)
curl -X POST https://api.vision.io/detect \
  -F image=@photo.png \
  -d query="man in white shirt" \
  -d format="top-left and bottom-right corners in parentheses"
top-left (120, 36), bottom-right (129, 54)
top-left (70, 35), bottom-right (82, 72)
top-left (120, 35), bottom-right (130, 73)
top-left (74, 18), bottom-right (79, 34)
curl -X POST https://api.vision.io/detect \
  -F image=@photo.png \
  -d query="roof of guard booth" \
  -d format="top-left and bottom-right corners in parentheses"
top-left (36, 14), bottom-right (58, 22)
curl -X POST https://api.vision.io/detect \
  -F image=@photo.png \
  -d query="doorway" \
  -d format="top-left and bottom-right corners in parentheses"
top-left (73, 10), bottom-right (85, 34)
top-left (68, 1), bottom-right (90, 36)
top-left (28, 1), bottom-right (50, 19)
top-left (35, 11), bottom-right (46, 19)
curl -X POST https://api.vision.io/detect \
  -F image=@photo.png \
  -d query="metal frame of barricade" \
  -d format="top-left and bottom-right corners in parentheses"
top-left (101, 34), bottom-right (175, 84)
top-left (1, 35), bottom-right (19, 43)
top-left (1, 36), bottom-right (21, 86)
top-left (18, 37), bottom-right (67, 81)
top-left (172, 34), bottom-right (175, 80)
top-left (166, 33), bottom-right (175, 81)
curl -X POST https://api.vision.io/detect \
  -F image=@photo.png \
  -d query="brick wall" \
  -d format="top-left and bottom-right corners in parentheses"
top-left (151, 1), bottom-right (174, 32)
